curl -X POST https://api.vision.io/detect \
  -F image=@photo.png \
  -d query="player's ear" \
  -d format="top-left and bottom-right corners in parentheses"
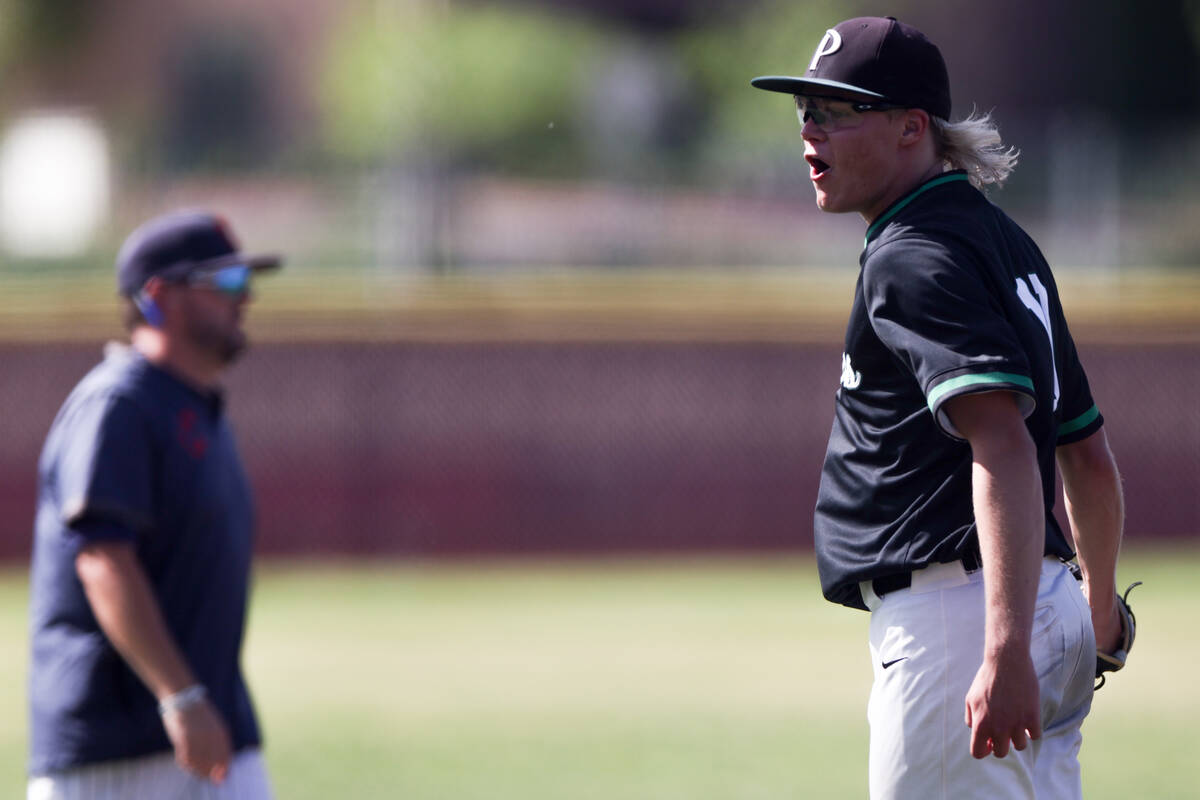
top-left (135, 277), bottom-right (170, 328)
top-left (898, 108), bottom-right (930, 146)
top-left (140, 276), bottom-right (167, 301)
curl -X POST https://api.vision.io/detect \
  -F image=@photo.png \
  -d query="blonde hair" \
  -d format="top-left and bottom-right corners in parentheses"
top-left (929, 111), bottom-right (1019, 189)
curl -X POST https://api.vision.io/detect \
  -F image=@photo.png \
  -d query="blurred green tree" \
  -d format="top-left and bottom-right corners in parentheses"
top-left (0, 1), bottom-right (13, 68)
top-left (675, 0), bottom-right (867, 183)
top-left (318, 0), bottom-right (603, 174)
top-left (0, 0), bottom-right (94, 96)
top-left (7, 0), bottom-right (92, 54)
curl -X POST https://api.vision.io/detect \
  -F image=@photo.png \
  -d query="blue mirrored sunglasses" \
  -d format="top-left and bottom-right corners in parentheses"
top-left (185, 264), bottom-right (252, 295)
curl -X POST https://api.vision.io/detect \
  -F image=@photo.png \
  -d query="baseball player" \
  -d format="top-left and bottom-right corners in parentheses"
top-left (28, 211), bottom-right (281, 799)
top-left (752, 17), bottom-right (1128, 799)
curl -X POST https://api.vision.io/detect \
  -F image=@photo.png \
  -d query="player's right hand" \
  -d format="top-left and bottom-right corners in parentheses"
top-left (162, 698), bottom-right (233, 783)
top-left (964, 645), bottom-right (1042, 759)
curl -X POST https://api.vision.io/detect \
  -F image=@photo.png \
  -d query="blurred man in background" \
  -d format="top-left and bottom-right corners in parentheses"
top-left (752, 16), bottom-right (1125, 799)
top-left (28, 211), bottom-right (281, 799)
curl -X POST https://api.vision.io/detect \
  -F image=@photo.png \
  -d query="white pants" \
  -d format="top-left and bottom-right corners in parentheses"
top-left (28, 749), bottom-right (273, 800)
top-left (861, 557), bottom-right (1095, 800)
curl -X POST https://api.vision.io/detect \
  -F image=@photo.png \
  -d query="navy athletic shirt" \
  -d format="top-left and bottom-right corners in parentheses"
top-left (815, 171), bottom-right (1104, 610)
top-left (29, 344), bottom-right (261, 773)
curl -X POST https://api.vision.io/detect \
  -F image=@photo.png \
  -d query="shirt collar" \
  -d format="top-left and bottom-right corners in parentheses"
top-left (112, 343), bottom-right (226, 418)
top-left (863, 170), bottom-right (970, 248)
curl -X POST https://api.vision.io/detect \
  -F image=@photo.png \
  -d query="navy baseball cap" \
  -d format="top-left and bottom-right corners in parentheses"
top-left (116, 211), bottom-right (282, 296)
top-left (751, 16), bottom-right (952, 120)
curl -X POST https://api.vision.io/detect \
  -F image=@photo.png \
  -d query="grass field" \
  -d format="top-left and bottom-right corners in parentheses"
top-left (1, 546), bottom-right (1197, 798)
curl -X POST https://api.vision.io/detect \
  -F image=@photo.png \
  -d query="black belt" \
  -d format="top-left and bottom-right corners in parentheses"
top-left (871, 549), bottom-right (984, 598)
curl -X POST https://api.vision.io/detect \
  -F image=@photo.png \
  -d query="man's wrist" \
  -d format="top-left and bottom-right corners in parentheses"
top-left (983, 623), bottom-right (1035, 661)
top-left (1083, 579), bottom-right (1116, 611)
top-left (158, 684), bottom-right (207, 716)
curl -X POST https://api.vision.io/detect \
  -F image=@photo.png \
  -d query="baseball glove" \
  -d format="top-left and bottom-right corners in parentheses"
top-left (1093, 580), bottom-right (1142, 690)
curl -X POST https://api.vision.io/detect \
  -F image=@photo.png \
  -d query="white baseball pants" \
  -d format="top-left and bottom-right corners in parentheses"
top-left (28, 748), bottom-right (273, 800)
top-left (861, 556), bottom-right (1095, 800)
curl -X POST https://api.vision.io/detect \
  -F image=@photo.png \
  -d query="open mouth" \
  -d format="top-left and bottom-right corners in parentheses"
top-left (806, 155), bottom-right (831, 178)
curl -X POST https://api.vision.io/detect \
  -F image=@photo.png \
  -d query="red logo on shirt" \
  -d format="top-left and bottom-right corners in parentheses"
top-left (176, 409), bottom-right (209, 459)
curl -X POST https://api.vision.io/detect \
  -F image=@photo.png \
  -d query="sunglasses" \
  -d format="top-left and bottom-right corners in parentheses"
top-left (184, 264), bottom-right (253, 295)
top-left (794, 96), bottom-right (904, 133)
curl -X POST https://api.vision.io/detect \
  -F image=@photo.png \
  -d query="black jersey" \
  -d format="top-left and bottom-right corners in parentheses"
top-left (815, 171), bottom-right (1104, 610)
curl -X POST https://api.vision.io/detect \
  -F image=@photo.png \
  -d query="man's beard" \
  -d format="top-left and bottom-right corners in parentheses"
top-left (185, 315), bottom-right (247, 365)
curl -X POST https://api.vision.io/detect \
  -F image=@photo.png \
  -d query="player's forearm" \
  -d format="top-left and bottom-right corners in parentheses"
top-left (972, 438), bottom-right (1044, 657)
top-left (1057, 430), bottom-right (1123, 605)
top-left (947, 392), bottom-right (1045, 657)
top-left (75, 541), bottom-right (198, 700)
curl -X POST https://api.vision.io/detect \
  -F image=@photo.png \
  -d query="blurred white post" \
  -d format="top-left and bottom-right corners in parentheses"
top-left (1046, 110), bottom-right (1120, 277)
top-left (0, 111), bottom-right (111, 259)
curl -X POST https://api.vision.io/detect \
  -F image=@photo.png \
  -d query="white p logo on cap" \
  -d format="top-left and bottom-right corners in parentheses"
top-left (808, 29), bottom-right (842, 72)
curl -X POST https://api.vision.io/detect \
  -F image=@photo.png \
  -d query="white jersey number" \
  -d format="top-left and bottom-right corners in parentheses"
top-left (1015, 274), bottom-right (1060, 411)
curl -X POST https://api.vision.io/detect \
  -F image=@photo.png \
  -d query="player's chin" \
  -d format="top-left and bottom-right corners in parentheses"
top-left (813, 187), bottom-right (860, 216)
top-left (812, 190), bottom-right (841, 214)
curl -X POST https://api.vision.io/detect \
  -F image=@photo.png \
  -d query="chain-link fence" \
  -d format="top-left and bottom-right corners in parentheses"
top-left (2, 336), bottom-right (1195, 561)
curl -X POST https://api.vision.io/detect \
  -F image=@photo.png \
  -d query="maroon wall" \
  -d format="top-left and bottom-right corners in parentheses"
top-left (3, 340), bottom-right (1195, 560)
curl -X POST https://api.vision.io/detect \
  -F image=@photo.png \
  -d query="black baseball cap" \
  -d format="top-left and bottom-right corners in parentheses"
top-left (751, 16), bottom-right (951, 120)
top-left (116, 210), bottom-right (282, 296)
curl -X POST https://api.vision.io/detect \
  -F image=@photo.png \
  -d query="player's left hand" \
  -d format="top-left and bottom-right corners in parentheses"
top-left (1090, 594), bottom-right (1123, 655)
top-left (162, 698), bottom-right (233, 783)
top-left (1092, 581), bottom-right (1141, 687)
top-left (964, 644), bottom-right (1043, 759)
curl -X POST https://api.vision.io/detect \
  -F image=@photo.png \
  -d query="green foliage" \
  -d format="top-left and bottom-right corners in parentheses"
top-left (0, 0), bottom-right (93, 85)
top-left (1182, 0), bottom-right (1200, 72)
top-left (0, 2), bottom-right (13, 73)
top-left (675, 0), bottom-right (865, 159)
top-left (8, 0), bottom-right (91, 52)
top-left (318, 2), bottom-right (603, 166)
top-left (316, 1), bottom-right (892, 177)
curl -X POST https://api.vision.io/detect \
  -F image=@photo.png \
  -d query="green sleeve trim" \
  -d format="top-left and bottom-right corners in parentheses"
top-left (1057, 405), bottom-right (1100, 437)
top-left (864, 173), bottom-right (970, 246)
top-left (926, 371), bottom-right (1035, 413)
